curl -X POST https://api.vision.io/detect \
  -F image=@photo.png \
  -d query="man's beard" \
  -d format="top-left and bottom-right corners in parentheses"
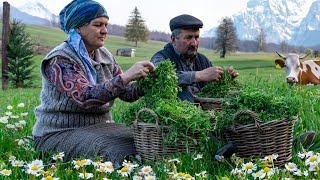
top-left (182, 46), bottom-right (197, 59)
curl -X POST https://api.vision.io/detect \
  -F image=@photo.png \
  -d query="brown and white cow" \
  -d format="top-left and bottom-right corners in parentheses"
top-left (275, 52), bottom-right (320, 85)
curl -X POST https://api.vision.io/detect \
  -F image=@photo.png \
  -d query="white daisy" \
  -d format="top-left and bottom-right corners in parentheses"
top-left (18, 103), bottom-right (25, 108)
top-left (103, 161), bottom-right (114, 174)
top-left (298, 151), bottom-right (314, 159)
top-left (41, 176), bottom-right (60, 180)
top-left (194, 154), bottom-right (203, 160)
top-left (11, 160), bottom-right (24, 167)
top-left (0, 116), bottom-right (8, 124)
top-left (252, 170), bottom-right (266, 179)
top-left (145, 175), bottom-right (157, 180)
top-left (5, 112), bottom-right (12, 116)
top-left (52, 152), bottom-right (65, 161)
top-left (285, 162), bottom-right (298, 172)
top-left (7, 105), bottom-right (13, 110)
top-left (79, 173), bottom-right (93, 179)
top-left (26, 159), bottom-right (44, 176)
top-left (242, 162), bottom-right (257, 174)
top-left (0, 169), bottom-right (11, 176)
top-left (305, 155), bottom-right (320, 167)
top-left (20, 112), bottom-right (28, 116)
top-left (140, 165), bottom-right (153, 175)
top-left (263, 167), bottom-right (275, 177)
top-left (117, 167), bottom-right (130, 177)
top-left (263, 154), bottom-right (278, 163)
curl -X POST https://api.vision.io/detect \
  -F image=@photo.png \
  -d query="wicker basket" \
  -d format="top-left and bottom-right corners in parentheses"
top-left (133, 108), bottom-right (201, 161)
top-left (224, 110), bottom-right (296, 166)
top-left (194, 96), bottom-right (224, 112)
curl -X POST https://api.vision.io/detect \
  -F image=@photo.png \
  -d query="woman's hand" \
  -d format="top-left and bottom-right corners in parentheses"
top-left (120, 61), bottom-right (155, 85)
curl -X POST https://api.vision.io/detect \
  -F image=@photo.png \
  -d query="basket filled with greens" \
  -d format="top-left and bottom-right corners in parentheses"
top-left (120, 61), bottom-right (213, 161)
top-left (195, 68), bottom-right (242, 112)
top-left (218, 86), bottom-right (299, 166)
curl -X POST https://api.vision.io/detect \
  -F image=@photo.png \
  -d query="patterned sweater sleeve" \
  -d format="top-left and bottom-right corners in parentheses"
top-left (44, 56), bottom-right (143, 109)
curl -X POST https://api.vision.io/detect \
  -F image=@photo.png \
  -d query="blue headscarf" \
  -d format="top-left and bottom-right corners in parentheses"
top-left (59, 0), bottom-right (109, 84)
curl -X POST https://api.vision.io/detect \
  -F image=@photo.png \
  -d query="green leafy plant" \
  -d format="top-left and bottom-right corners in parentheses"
top-left (197, 68), bottom-right (242, 98)
top-left (120, 61), bottom-right (213, 147)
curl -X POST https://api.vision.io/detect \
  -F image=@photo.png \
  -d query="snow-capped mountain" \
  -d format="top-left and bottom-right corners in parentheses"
top-left (17, 0), bottom-right (59, 26)
top-left (203, 0), bottom-right (319, 47)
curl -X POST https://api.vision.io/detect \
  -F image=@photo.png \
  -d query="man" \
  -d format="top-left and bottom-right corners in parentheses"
top-left (151, 14), bottom-right (238, 103)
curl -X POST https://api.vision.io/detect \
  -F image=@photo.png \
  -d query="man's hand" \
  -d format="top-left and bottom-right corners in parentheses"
top-left (194, 66), bottom-right (224, 82)
top-left (226, 66), bottom-right (239, 79)
top-left (120, 61), bottom-right (155, 85)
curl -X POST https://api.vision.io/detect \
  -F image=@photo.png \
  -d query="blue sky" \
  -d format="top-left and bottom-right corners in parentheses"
top-left (5, 0), bottom-right (249, 33)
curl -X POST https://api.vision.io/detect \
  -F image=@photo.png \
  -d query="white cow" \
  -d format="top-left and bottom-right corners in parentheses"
top-left (275, 52), bottom-right (320, 85)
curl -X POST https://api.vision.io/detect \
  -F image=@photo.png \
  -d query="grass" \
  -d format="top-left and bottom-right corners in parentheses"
top-left (0, 24), bottom-right (319, 179)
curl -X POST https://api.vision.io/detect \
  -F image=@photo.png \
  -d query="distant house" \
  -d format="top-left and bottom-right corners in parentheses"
top-left (116, 48), bottom-right (135, 57)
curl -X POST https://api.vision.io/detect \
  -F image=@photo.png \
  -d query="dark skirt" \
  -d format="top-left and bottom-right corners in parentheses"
top-left (33, 123), bottom-right (137, 165)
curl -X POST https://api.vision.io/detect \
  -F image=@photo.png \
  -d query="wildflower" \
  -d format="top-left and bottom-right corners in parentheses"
top-left (79, 173), bottom-right (94, 179)
top-left (8, 156), bottom-right (16, 162)
top-left (52, 152), bottom-right (65, 161)
top-left (0, 116), bottom-right (8, 124)
top-left (293, 169), bottom-right (308, 177)
top-left (185, 173), bottom-right (194, 180)
top-left (21, 112), bottom-right (28, 116)
top-left (194, 154), bottom-right (203, 160)
top-left (103, 178), bottom-right (111, 180)
top-left (133, 175), bottom-right (143, 180)
top-left (195, 171), bottom-right (207, 178)
top-left (285, 162), bottom-right (298, 172)
top-left (7, 105), bottom-right (13, 110)
top-left (140, 166), bottom-right (153, 175)
top-left (41, 176), bottom-right (60, 180)
top-left (230, 168), bottom-right (242, 176)
top-left (103, 161), bottom-right (114, 173)
top-left (263, 154), bottom-right (278, 163)
top-left (18, 103), bottom-right (25, 108)
top-left (6, 124), bottom-right (15, 129)
top-left (11, 160), bottom-right (24, 167)
top-left (298, 151), bottom-right (314, 159)
top-left (122, 160), bottom-right (138, 171)
top-left (263, 167), bottom-right (275, 177)
top-left (92, 161), bottom-right (102, 168)
top-left (10, 115), bottom-right (19, 119)
top-left (168, 158), bottom-right (180, 163)
top-left (118, 167), bottom-right (130, 177)
top-left (252, 170), bottom-right (266, 179)
top-left (16, 139), bottom-right (25, 146)
top-left (26, 159), bottom-right (44, 176)
top-left (242, 162), bottom-right (257, 174)
top-left (0, 169), bottom-right (12, 176)
top-left (5, 112), bottom-right (12, 116)
top-left (305, 155), bottom-right (320, 166)
top-left (73, 159), bottom-right (92, 169)
top-left (145, 175), bottom-right (156, 180)
top-left (19, 120), bottom-right (27, 125)
top-left (173, 172), bottom-right (186, 179)
top-left (215, 155), bottom-right (224, 162)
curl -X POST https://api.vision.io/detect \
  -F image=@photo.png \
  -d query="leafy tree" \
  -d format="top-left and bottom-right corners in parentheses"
top-left (215, 17), bottom-right (237, 58)
top-left (256, 28), bottom-right (266, 52)
top-left (280, 40), bottom-right (288, 53)
top-left (6, 19), bottom-right (35, 88)
top-left (124, 6), bottom-right (149, 47)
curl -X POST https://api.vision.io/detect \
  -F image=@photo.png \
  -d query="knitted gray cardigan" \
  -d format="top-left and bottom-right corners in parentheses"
top-left (33, 42), bottom-right (116, 137)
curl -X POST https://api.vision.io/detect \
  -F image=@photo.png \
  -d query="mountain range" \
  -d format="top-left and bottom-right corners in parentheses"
top-left (1, 0), bottom-right (320, 47)
top-left (203, 0), bottom-right (320, 47)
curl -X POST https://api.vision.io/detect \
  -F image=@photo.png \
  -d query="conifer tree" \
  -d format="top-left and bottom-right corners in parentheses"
top-left (124, 6), bottom-right (149, 47)
top-left (6, 19), bottom-right (35, 88)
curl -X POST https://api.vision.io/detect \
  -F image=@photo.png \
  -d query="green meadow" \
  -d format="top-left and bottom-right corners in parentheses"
top-left (0, 24), bottom-right (319, 179)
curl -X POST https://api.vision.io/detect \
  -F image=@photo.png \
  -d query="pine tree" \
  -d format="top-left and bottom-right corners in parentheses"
top-left (215, 17), bottom-right (237, 58)
top-left (124, 6), bottom-right (149, 47)
top-left (7, 19), bottom-right (35, 88)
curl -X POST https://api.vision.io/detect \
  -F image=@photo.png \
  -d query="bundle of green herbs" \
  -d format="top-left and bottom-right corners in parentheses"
top-left (197, 68), bottom-right (242, 98)
top-left (214, 84), bottom-right (299, 136)
top-left (120, 61), bottom-right (213, 147)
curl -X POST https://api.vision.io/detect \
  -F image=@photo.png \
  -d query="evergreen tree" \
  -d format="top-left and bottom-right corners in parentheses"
top-left (7, 19), bottom-right (35, 88)
top-left (124, 6), bottom-right (149, 47)
top-left (215, 17), bottom-right (237, 58)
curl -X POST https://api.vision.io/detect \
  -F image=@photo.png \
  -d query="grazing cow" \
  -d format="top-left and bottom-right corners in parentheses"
top-left (275, 52), bottom-right (320, 85)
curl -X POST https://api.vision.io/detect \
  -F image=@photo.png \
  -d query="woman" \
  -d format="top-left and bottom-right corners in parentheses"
top-left (32, 0), bottom-right (155, 165)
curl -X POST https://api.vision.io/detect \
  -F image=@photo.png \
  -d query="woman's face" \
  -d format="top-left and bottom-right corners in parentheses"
top-left (77, 17), bottom-right (108, 53)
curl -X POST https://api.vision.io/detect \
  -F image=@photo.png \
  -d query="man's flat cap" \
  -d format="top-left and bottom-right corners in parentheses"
top-left (169, 14), bottom-right (203, 31)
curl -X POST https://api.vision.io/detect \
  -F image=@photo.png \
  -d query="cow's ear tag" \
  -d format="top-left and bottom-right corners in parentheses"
top-left (276, 64), bottom-right (281, 69)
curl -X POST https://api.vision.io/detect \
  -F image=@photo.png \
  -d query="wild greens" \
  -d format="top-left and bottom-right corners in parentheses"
top-left (120, 61), bottom-right (212, 147)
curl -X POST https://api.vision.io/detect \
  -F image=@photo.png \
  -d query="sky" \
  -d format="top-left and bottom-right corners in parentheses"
top-left (4, 0), bottom-right (249, 33)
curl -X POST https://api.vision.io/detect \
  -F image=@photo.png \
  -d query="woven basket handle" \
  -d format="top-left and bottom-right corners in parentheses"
top-left (231, 110), bottom-right (264, 134)
top-left (133, 108), bottom-right (161, 132)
